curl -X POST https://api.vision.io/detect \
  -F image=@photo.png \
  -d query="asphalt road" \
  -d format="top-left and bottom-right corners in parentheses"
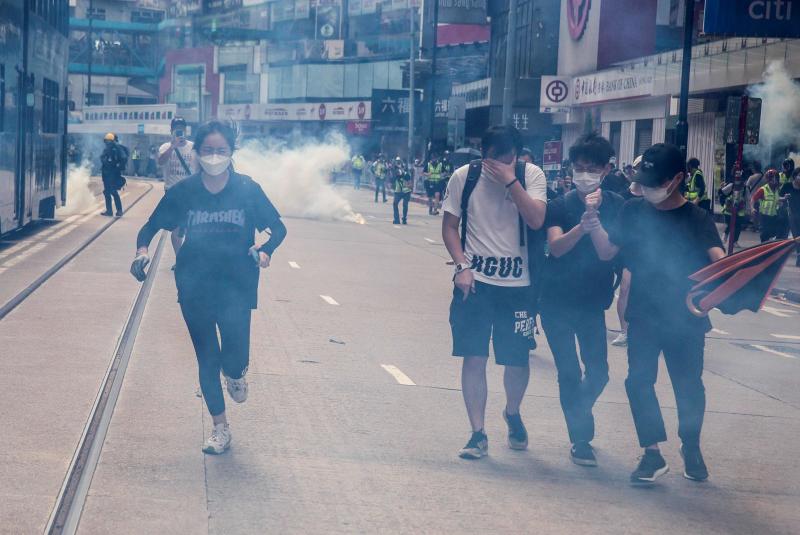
top-left (1, 184), bottom-right (798, 534)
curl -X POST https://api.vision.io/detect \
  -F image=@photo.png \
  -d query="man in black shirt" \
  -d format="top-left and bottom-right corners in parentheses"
top-left (597, 144), bottom-right (725, 484)
top-left (540, 133), bottom-right (624, 467)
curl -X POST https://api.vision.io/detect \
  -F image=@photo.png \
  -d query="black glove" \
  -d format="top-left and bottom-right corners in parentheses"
top-left (130, 253), bottom-right (150, 282)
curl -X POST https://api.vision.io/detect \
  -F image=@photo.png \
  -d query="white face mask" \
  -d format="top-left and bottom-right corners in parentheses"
top-left (199, 154), bottom-right (231, 176)
top-left (572, 171), bottom-right (602, 193)
top-left (641, 178), bottom-right (677, 205)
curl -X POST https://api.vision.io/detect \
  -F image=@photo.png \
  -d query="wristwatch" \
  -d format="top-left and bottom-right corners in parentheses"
top-left (454, 262), bottom-right (470, 275)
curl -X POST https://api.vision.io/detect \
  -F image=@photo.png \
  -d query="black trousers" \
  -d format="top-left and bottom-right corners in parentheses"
top-left (180, 303), bottom-right (252, 416)
top-left (724, 213), bottom-right (745, 244)
top-left (625, 320), bottom-right (706, 448)
top-left (374, 179), bottom-right (387, 202)
top-left (353, 170), bottom-right (362, 190)
top-left (541, 304), bottom-right (609, 444)
top-left (393, 192), bottom-right (410, 223)
top-left (103, 188), bottom-right (122, 214)
top-left (760, 214), bottom-right (790, 242)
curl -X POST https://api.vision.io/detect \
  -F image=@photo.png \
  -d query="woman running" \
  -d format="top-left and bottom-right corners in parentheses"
top-left (130, 120), bottom-right (287, 454)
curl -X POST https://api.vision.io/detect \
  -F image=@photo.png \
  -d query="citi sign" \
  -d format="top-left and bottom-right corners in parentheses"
top-left (704, 0), bottom-right (800, 37)
top-left (748, 0), bottom-right (793, 20)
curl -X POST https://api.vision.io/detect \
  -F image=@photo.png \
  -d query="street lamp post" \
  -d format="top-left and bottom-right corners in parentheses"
top-left (408, 5), bottom-right (417, 165)
top-left (502, 0), bottom-right (517, 126)
top-left (675, 0), bottom-right (695, 157)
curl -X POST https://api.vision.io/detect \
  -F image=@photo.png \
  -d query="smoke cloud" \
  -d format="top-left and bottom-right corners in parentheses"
top-left (745, 61), bottom-right (800, 165)
top-left (56, 162), bottom-right (98, 215)
top-left (233, 135), bottom-right (365, 224)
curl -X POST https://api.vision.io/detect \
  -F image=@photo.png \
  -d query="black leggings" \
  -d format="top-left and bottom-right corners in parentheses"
top-left (180, 303), bottom-right (252, 416)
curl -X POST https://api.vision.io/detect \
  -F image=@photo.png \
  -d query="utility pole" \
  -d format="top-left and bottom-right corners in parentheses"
top-left (408, 4), bottom-right (416, 165)
top-left (502, 0), bottom-right (517, 126)
top-left (86, 0), bottom-right (94, 107)
top-left (426, 0), bottom-right (439, 153)
top-left (675, 0), bottom-right (695, 157)
top-left (198, 68), bottom-right (203, 123)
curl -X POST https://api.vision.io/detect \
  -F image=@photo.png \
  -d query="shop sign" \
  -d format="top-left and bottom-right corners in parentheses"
top-left (704, 0), bottom-right (800, 38)
top-left (543, 141), bottom-right (563, 171)
top-left (347, 121), bottom-right (372, 136)
top-left (437, 0), bottom-right (487, 25)
top-left (452, 78), bottom-right (490, 110)
top-left (371, 89), bottom-right (422, 132)
top-left (217, 101), bottom-right (371, 122)
top-left (572, 70), bottom-right (654, 105)
top-left (540, 76), bottom-right (571, 113)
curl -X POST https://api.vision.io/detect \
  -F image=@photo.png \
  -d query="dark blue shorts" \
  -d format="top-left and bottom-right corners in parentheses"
top-left (449, 281), bottom-right (533, 367)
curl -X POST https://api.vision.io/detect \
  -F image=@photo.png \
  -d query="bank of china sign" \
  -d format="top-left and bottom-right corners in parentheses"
top-left (704, 0), bottom-right (800, 37)
top-left (540, 71), bottom-right (654, 112)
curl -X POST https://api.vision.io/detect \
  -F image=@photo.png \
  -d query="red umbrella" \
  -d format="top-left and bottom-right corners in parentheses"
top-left (687, 238), bottom-right (800, 317)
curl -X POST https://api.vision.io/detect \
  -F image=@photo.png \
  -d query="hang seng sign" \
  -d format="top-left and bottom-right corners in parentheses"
top-left (704, 0), bottom-right (800, 37)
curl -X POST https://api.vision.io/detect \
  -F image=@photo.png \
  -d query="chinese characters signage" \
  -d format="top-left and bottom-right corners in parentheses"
top-left (371, 89), bottom-right (422, 132)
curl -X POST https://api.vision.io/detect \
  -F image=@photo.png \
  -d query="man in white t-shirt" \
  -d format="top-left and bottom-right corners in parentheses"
top-left (158, 117), bottom-right (198, 262)
top-left (442, 125), bottom-right (547, 460)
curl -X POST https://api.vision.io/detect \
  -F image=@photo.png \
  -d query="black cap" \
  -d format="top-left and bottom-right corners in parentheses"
top-left (633, 143), bottom-right (685, 187)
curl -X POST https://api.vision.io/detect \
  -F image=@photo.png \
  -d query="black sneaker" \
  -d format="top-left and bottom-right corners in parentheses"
top-left (630, 449), bottom-right (669, 484)
top-left (115, 210), bottom-right (123, 217)
top-left (681, 445), bottom-right (709, 482)
top-left (458, 431), bottom-right (488, 460)
top-left (100, 211), bottom-right (113, 216)
top-left (570, 441), bottom-right (597, 467)
top-left (503, 410), bottom-right (528, 450)
top-left (392, 219), bottom-right (400, 225)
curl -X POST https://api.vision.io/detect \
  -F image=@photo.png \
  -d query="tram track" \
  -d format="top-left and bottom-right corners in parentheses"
top-left (44, 230), bottom-right (167, 535)
top-left (0, 182), bottom-right (154, 322)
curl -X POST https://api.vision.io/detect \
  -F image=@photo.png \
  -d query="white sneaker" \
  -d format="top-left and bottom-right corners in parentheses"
top-left (611, 332), bottom-right (628, 347)
top-left (202, 423), bottom-right (231, 455)
top-left (225, 374), bottom-right (248, 403)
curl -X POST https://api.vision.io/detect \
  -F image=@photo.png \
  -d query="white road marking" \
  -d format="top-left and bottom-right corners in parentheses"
top-left (771, 334), bottom-right (800, 341)
top-left (288, 261), bottom-right (301, 269)
top-left (381, 364), bottom-right (416, 386)
top-left (424, 237), bottom-right (436, 244)
top-left (751, 344), bottom-right (796, 360)
top-left (320, 295), bottom-right (339, 306)
top-left (710, 328), bottom-right (730, 335)
top-left (769, 297), bottom-right (800, 310)
top-left (762, 306), bottom-right (795, 318)
top-left (2, 243), bottom-right (47, 267)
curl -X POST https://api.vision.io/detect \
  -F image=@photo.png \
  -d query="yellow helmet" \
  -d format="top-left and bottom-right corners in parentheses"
top-left (104, 132), bottom-right (115, 141)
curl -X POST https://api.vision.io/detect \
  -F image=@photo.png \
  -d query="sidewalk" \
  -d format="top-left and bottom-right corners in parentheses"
top-left (716, 224), bottom-right (800, 303)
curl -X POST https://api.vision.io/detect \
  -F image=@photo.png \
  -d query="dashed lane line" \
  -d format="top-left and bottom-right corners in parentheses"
top-left (771, 334), bottom-right (800, 341)
top-left (288, 261), bottom-right (301, 269)
top-left (769, 297), bottom-right (800, 310)
top-left (320, 295), bottom-right (340, 306)
top-left (711, 328), bottom-right (730, 335)
top-left (762, 306), bottom-right (795, 318)
top-left (751, 344), bottom-right (797, 360)
top-left (381, 364), bottom-right (416, 386)
top-left (424, 237), bottom-right (437, 244)
top-left (2, 243), bottom-right (48, 268)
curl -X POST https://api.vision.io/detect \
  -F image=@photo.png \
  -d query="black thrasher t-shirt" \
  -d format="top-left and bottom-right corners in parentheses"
top-left (137, 172), bottom-right (284, 309)
top-left (608, 198), bottom-right (723, 333)
top-left (541, 189), bottom-right (624, 310)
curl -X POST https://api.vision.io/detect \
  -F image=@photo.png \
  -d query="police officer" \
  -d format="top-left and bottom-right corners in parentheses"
top-left (351, 153), bottom-right (366, 190)
top-left (371, 155), bottom-right (388, 203)
top-left (684, 158), bottom-right (710, 212)
top-left (100, 132), bottom-right (126, 217)
top-left (424, 154), bottom-right (444, 215)
top-left (752, 169), bottom-right (789, 242)
top-left (391, 157), bottom-right (412, 225)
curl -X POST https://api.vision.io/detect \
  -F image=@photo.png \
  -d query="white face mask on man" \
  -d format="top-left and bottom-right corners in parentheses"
top-left (572, 171), bottom-right (603, 193)
top-left (199, 154), bottom-right (231, 176)
top-left (641, 176), bottom-right (679, 204)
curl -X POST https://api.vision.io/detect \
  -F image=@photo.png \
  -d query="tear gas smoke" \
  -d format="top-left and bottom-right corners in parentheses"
top-left (233, 135), bottom-right (365, 225)
top-left (745, 61), bottom-right (800, 165)
top-left (56, 161), bottom-right (97, 215)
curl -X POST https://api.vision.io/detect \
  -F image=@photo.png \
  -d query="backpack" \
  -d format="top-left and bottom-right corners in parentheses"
top-left (459, 159), bottom-right (547, 290)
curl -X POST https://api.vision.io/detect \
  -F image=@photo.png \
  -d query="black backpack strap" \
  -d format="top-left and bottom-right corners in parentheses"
top-left (460, 159), bottom-right (483, 251)
top-left (516, 161), bottom-right (527, 247)
top-left (174, 147), bottom-right (192, 175)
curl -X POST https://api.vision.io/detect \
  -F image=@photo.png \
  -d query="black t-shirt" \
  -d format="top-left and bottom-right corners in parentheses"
top-left (541, 190), bottom-right (624, 310)
top-left (136, 172), bottom-right (286, 309)
top-left (780, 182), bottom-right (800, 216)
top-left (608, 199), bottom-right (723, 333)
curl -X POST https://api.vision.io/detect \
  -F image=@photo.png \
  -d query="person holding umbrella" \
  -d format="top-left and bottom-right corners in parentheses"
top-left (591, 144), bottom-right (725, 484)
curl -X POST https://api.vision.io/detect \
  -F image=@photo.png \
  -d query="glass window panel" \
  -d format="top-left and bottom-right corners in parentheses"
top-left (388, 60), bottom-right (403, 89)
top-left (373, 61), bottom-right (388, 89)
top-left (344, 63), bottom-right (359, 98)
top-left (307, 64), bottom-right (343, 98)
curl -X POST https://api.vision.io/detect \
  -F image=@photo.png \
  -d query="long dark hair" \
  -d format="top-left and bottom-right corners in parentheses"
top-left (193, 120), bottom-right (238, 154)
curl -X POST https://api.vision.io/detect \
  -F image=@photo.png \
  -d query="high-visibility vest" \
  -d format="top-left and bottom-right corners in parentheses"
top-left (427, 162), bottom-right (442, 181)
top-left (352, 156), bottom-right (365, 170)
top-left (758, 184), bottom-right (779, 216)
top-left (780, 172), bottom-right (791, 186)
top-left (685, 170), bottom-right (708, 202)
top-left (394, 171), bottom-right (411, 193)
top-left (374, 162), bottom-right (386, 178)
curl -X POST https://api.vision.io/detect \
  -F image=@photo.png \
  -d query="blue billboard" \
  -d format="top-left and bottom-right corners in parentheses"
top-left (704, 0), bottom-right (800, 37)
